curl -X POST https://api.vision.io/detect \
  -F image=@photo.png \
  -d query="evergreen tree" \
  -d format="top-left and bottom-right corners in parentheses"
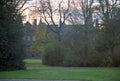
top-left (0, 0), bottom-right (26, 71)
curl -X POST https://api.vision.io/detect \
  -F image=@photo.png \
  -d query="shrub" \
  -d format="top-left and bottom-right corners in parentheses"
top-left (42, 42), bottom-right (65, 66)
top-left (62, 50), bottom-right (77, 67)
top-left (101, 56), bottom-right (113, 67)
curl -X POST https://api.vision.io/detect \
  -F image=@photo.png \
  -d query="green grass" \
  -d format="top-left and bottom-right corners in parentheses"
top-left (0, 59), bottom-right (120, 81)
top-left (24, 59), bottom-right (42, 63)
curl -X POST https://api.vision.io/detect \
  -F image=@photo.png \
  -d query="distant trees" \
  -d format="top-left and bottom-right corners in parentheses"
top-left (41, 0), bottom-right (120, 67)
top-left (0, 0), bottom-right (26, 71)
top-left (17, 0), bottom-right (120, 67)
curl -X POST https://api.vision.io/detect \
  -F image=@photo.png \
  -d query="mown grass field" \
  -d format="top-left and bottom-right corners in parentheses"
top-left (0, 59), bottom-right (120, 81)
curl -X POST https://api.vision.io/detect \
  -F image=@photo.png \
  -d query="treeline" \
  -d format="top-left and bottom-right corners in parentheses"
top-left (30, 0), bottom-right (120, 67)
top-left (42, 23), bottom-right (120, 67)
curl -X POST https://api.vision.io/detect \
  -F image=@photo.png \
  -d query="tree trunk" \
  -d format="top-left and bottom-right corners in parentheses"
top-left (57, 31), bottom-right (61, 42)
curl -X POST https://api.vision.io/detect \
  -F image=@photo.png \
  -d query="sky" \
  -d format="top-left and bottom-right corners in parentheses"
top-left (22, 0), bottom-right (70, 24)
top-left (22, 0), bottom-right (120, 25)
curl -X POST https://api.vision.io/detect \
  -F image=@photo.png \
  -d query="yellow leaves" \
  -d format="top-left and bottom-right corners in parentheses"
top-left (29, 25), bottom-right (53, 53)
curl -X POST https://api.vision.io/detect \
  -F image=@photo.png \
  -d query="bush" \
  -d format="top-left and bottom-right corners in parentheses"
top-left (62, 50), bottom-right (77, 67)
top-left (112, 55), bottom-right (120, 67)
top-left (42, 42), bottom-right (65, 66)
top-left (101, 56), bottom-right (113, 67)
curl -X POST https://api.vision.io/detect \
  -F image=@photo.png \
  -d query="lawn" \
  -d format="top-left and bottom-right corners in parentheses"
top-left (0, 59), bottom-right (120, 81)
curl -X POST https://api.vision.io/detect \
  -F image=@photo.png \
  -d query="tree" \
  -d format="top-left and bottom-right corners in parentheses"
top-left (92, 0), bottom-right (120, 66)
top-left (61, 0), bottom-right (104, 66)
top-left (39, 0), bottom-right (72, 41)
top-left (29, 24), bottom-right (52, 53)
top-left (67, 0), bottom-right (94, 55)
top-left (0, 0), bottom-right (26, 71)
top-left (95, 0), bottom-right (120, 55)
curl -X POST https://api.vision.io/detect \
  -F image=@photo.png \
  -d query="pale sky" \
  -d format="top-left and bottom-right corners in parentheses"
top-left (22, 0), bottom-right (120, 25)
top-left (22, 0), bottom-right (70, 24)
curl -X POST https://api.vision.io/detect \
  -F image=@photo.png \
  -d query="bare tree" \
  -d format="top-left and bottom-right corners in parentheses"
top-left (38, 0), bottom-right (71, 41)
top-left (16, 0), bottom-right (27, 12)
top-left (67, 0), bottom-right (93, 25)
top-left (68, 0), bottom-right (94, 55)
